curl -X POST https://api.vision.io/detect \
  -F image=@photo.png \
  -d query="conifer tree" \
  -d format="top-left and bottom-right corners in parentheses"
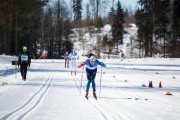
top-left (73, 0), bottom-right (82, 21)
top-left (136, 0), bottom-right (156, 57)
top-left (0, 0), bottom-right (46, 55)
top-left (136, 0), bottom-right (170, 57)
top-left (108, 7), bottom-right (115, 25)
top-left (155, 0), bottom-right (170, 57)
top-left (111, 1), bottom-right (125, 52)
top-left (173, 0), bottom-right (180, 57)
top-left (135, 8), bottom-right (146, 58)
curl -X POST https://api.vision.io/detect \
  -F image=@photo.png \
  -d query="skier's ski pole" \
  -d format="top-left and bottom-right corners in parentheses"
top-left (80, 65), bottom-right (84, 95)
top-left (99, 66), bottom-right (102, 96)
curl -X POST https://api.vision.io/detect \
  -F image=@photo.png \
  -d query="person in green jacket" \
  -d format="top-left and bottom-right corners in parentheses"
top-left (18, 46), bottom-right (31, 81)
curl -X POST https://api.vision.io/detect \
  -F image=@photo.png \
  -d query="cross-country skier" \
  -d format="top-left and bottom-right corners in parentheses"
top-left (39, 50), bottom-right (46, 59)
top-left (18, 46), bottom-right (31, 81)
top-left (78, 55), bottom-right (106, 99)
top-left (68, 50), bottom-right (79, 75)
top-left (64, 51), bottom-right (69, 68)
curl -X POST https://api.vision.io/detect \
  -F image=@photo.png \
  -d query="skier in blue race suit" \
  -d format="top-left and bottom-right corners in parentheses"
top-left (78, 55), bottom-right (106, 99)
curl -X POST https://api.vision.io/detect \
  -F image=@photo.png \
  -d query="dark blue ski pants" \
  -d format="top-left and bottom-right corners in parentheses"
top-left (86, 69), bottom-right (97, 91)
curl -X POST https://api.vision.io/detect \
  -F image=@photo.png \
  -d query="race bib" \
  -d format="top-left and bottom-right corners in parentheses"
top-left (71, 56), bottom-right (76, 60)
top-left (21, 55), bottom-right (28, 62)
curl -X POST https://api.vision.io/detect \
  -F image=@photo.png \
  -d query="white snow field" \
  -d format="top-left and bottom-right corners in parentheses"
top-left (0, 55), bottom-right (180, 120)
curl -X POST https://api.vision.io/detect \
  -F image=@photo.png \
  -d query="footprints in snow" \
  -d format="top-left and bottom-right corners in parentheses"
top-left (128, 98), bottom-right (149, 101)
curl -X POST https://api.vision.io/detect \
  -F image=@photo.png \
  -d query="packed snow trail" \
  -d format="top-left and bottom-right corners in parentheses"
top-left (0, 59), bottom-right (180, 120)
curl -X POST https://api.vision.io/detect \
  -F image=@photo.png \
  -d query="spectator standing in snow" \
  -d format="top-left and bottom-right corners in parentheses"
top-left (68, 50), bottom-right (79, 75)
top-left (120, 50), bottom-right (125, 61)
top-left (78, 55), bottom-right (106, 99)
top-left (64, 51), bottom-right (69, 68)
top-left (18, 46), bottom-right (31, 81)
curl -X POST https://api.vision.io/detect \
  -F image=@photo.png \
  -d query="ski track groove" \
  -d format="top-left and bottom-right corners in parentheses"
top-left (93, 75), bottom-right (134, 120)
top-left (73, 73), bottom-right (133, 120)
top-left (100, 76), bottom-right (162, 120)
top-left (74, 74), bottom-right (113, 120)
top-left (0, 64), bottom-right (54, 120)
top-left (96, 99), bottom-right (134, 120)
top-left (75, 75), bottom-right (111, 120)
top-left (101, 76), bottom-right (155, 117)
top-left (120, 73), bottom-right (180, 112)
top-left (1, 61), bottom-right (179, 119)
top-left (103, 73), bottom-right (180, 113)
top-left (84, 72), bottom-right (132, 120)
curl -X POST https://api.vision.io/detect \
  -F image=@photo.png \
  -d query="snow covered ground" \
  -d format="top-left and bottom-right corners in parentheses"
top-left (0, 55), bottom-right (180, 120)
top-left (0, 22), bottom-right (179, 120)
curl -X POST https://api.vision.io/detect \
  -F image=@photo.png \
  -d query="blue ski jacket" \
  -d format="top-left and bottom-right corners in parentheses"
top-left (85, 59), bottom-right (106, 73)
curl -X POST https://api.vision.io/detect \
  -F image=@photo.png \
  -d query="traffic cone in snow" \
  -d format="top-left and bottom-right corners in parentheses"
top-left (148, 81), bottom-right (153, 88)
top-left (165, 92), bottom-right (172, 96)
top-left (159, 81), bottom-right (162, 88)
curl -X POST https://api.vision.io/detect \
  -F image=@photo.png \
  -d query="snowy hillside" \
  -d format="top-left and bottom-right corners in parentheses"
top-left (71, 24), bottom-right (138, 59)
top-left (0, 55), bottom-right (180, 120)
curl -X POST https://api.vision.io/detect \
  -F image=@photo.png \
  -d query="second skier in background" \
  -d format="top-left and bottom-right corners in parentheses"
top-left (69, 50), bottom-right (79, 75)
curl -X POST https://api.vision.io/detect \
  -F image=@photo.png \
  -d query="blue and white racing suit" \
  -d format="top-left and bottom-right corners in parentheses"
top-left (85, 59), bottom-right (102, 92)
top-left (68, 52), bottom-right (79, 73)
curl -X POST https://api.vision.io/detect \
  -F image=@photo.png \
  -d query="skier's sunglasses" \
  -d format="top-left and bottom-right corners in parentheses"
top-left (90, 60), bottom-right (95, 63)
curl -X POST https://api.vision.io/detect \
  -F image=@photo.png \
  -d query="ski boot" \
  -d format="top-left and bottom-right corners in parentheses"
top-left (93, 91), bottom-right (97, 100)
top-left (85, 91), bottom-right (89, 99)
